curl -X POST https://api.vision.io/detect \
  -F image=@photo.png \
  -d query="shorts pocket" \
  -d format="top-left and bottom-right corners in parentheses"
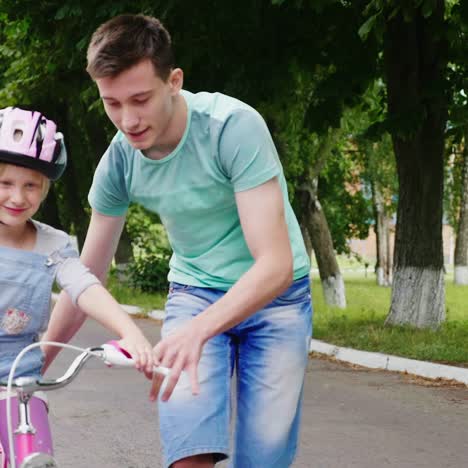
top-left (168, 282), bottom-right (196, 295)
top-left (0, 280), bottom-right (34, 335)
top-left (270, 277), bottom-right (311, 306)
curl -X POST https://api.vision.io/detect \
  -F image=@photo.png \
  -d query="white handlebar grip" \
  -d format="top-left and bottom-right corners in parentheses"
top-left (101, 343), bottom-right (135, 367)
top-left (101, 342), bottom-right (171, 377)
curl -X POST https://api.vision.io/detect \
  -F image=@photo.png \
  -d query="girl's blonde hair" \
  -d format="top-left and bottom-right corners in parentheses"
top-left (0, 162), bottom-right (51, 200)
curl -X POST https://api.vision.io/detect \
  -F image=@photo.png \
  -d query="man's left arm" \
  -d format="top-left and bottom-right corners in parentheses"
top-left (151, 177), bottom-right (293, 400)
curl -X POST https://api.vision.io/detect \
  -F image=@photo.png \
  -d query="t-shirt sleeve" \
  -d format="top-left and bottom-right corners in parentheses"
top-left (52, 240), bottom-right (101, 306)
top-left (218, 109), bottom-right (280, 192)
top-left (88, 139), bottom-right (130, 216)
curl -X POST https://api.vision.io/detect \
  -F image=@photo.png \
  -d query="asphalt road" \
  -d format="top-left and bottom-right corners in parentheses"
top-left (45, 318), bottom-right (468, 468)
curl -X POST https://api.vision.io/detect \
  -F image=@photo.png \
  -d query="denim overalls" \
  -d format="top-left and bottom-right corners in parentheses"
top-left (0, 246), bottom-right (64, 381)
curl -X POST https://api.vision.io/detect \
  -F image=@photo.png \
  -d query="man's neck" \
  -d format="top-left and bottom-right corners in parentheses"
top-left (144, 94), bottom-right (188, 161)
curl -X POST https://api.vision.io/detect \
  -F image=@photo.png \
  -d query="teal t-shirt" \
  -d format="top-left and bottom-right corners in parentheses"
top-left (88, 90), bottom-right (310, 289)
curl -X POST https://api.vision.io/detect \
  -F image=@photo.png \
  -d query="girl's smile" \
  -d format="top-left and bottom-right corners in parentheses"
top-left (3, 206), bottom-right (28, 216)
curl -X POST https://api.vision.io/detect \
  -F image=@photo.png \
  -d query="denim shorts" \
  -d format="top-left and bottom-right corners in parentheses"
top-left (158, 276), bottom-right (313, 468)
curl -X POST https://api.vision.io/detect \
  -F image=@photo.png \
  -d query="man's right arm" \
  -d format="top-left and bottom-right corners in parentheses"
top-left (42, 210), bottom-right (126, 372)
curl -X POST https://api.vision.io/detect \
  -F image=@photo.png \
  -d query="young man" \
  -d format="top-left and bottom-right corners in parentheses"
top-left (44, 14), bottom-right (312, 468)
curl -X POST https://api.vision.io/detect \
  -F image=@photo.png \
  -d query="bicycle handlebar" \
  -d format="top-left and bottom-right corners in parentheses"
top-left (0, 342), bottom-right (170, 393)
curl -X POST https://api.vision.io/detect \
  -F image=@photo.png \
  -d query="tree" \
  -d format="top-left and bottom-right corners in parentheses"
top-left (334, 79), bottom-right (398, 287)
top-left (361, 1), bottom-right (448, 328)
top-left (360, 137), bottom-right (397, 288)
top-left (358, 135), bottom-right (397, 287)
top-left (446, 1), bottom-right (468, 285)
top-left (454, 132), bottom-right (468, 284)
top-left (299, 131), bottom-right (348, 308)
top-left (1, 0), bottom-right (378, 295)
top-left (257, 71), bottom-right (348, 308)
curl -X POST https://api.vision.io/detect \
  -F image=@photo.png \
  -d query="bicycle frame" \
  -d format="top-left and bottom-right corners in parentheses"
top-left (1, 342), bottom-right (169, 468)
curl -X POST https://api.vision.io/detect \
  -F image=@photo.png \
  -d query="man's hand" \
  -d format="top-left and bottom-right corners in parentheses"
top-left (149, 319), bottom-right (207, 402)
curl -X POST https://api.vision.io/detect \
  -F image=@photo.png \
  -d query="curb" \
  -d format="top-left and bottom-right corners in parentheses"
top-left (51, 294), bottom-right (468, 387)
top-left (310, 339), bottom-right (468, 386)
top-left (136, 309), bottom-right (468, 386)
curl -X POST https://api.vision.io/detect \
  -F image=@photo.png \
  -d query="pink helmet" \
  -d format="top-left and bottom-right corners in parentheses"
top-left (0, 107), bottom-right (67, 180)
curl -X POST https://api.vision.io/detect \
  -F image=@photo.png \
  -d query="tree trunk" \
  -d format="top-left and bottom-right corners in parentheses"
top-left (300, 223), bottom-right (313, 261)
top-left (40, 185), bottom-right (64, 231)
top-left (384, 3), bottom-right (447, 328)
top-left (454, 131), bottom-right (468, 285)
top-left (372, 183), bottom-right (392, 286)
top-left (49, 102), bottom-right (88, 250)
top-left (298, 180), bottom-right (346, 308)
top-left (114, 225), bottom-right (134, 282)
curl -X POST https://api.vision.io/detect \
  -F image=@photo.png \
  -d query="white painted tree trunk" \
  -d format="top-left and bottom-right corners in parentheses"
top-left (384, 3), bottom-right (447, 328)
top-left (322, 274), bottom-right (347, 308)
top-left (386, 266), bottom-right (445, 328)
top-left (375, 215), bottom-right (393, 287)
top-left (298, 179), bottom-right (346, 309)
top-left (454, 266), bottom-right (468, 285)
top-left (373, 184), bottom-right (393, 287)
top-left (376, 267), bottom-right (386, 286)
top-left (309, 198), bottom-right (347, 309)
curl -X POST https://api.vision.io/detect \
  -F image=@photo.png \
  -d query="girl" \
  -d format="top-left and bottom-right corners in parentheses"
top-left (0, 106), bottom-right (154, 463)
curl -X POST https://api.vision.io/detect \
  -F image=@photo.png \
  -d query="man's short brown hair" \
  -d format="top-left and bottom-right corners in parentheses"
top-left (86, 14), bottom-right (174, 81)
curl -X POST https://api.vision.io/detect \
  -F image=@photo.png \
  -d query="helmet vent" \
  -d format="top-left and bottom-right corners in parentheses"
top-left (13, 129), bottom-right (24, 142)
top-left (38, 118), bottom-right (47, 141)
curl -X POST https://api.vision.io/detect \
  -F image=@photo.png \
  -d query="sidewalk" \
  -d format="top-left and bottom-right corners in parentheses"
top-left (124, 304), bottom-right (468, 387)
top-left (52, 293), bottom-right (467, 388)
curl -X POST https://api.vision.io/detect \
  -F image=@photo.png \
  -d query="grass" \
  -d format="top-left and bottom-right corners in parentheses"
top-left (104, 266), bottom-right (468, 366)
top-left (106, 275), bottom-right (167, 312)
top-left (311, 274), bottom-right (468, 365)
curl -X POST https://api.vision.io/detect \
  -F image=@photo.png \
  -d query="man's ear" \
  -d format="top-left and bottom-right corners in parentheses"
top-left (168, 68), bottom-right (183, 95)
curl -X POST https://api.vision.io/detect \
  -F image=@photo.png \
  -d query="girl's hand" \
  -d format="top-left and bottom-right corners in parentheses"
top-left (117, 332), bottom-right (155, 376)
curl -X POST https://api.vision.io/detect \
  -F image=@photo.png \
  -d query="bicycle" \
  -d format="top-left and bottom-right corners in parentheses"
top-left (0, 340), bottom-right (170, 468)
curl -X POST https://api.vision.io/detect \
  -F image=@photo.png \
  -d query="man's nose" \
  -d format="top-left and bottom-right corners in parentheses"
top-left (121, 108), bottom-right (140, 131)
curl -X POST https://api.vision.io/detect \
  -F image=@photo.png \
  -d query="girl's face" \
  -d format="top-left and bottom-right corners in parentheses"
top-left (0, 164), bottom-right (46, 228)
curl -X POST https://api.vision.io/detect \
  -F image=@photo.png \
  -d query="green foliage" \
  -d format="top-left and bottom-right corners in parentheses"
top-left (360, 0), bottom-right (440, 42)
top-left (344, 81), bottom-right (398, 218)
top-left (318, 149), bottom-right (373, 253)
top-left (126, 205), bottom-right (172, 293)
top-left (125, 204), bottom-right (164, 243)
top-left (445, 2), bottom-right (468, 231)
top-left (0, 0), bottom-right (166, 244)
top-left (0, 0), bottom-right (378, 249)
top-left (128, 246), bottom-right (172, 293)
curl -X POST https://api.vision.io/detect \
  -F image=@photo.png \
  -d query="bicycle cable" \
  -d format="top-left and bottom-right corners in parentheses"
top-left (5, 341), bottom-right (102, 468)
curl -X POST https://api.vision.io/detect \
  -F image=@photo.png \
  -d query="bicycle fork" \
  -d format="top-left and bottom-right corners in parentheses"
top-left (9, 390), bottom-right (57, 468)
